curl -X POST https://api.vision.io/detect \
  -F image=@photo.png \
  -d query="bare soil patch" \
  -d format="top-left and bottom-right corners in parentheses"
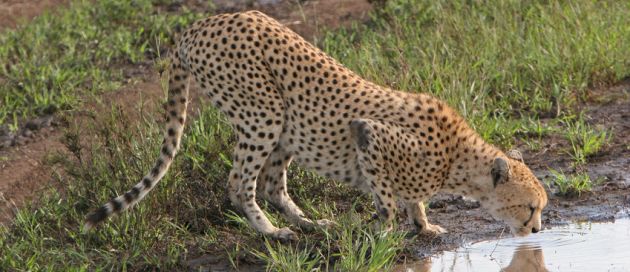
top-left (0, 0), bottom-right (69, 223)
top-left (211, 0), bottom-right (372, 40)
top-left (0, 0), bottom-right (68, 31)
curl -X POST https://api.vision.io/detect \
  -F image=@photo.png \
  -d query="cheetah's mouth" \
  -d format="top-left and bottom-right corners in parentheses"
top-left (511, 226), bottom-right (531, 237)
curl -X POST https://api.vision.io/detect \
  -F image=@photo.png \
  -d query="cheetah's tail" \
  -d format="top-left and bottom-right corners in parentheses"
top-left (84, 52), bottom-right (190, 231)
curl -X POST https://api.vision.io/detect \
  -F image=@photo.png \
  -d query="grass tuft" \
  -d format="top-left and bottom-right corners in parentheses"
top-left (249, 211), bottom-right (406, 272)
top-left (252, 240), bottom-right (323, 272)
top-left (545, 169), bottom-right (601, 197)
top-left (561, 114), bottom-right (611, 165)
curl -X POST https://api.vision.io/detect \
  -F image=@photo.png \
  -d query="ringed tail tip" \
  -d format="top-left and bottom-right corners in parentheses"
top-left (84, 205), bottom-right (109, 231)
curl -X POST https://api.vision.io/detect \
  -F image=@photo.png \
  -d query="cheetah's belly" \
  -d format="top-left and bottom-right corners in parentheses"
top-left (279, 117), bottom-right (367, 190)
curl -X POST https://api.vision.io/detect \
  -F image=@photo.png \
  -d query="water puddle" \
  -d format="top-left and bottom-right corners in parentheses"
top-left (397, 217), bottom-right (630, 272)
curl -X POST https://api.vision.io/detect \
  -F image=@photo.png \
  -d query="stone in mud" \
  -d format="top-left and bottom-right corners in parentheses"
top-left (22, 129), bottom-right (33, 138)
top-left (24, 120), bottom-right (40, 131)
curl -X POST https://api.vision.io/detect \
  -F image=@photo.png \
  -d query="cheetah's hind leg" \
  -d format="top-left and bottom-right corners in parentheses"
top-left (228, 141), bottom-right (299, 241)
top-left (257, 145), bottom-right (335, 230)
top-left (222, 89), bottom-right (297, 241)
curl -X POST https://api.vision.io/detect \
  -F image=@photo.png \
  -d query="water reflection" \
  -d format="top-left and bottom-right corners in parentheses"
top-left (396, 245), bottom-right (548, 272)
top-left (502, 246), bottom-right (548, 272)
top-left (396, 218), bottom-right (630, 272)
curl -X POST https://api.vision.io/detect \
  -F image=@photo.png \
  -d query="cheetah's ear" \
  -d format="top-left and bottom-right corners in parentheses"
top-left (491, 157), bottom-right (510, 187)
top-left (506, 149), bottom-right (524, 163)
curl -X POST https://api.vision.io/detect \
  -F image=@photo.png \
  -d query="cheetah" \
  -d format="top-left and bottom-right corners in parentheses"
top-left (85, 11), bottom-right (548, 240)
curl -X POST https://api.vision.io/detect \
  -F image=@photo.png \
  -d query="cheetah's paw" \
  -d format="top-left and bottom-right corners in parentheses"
top-left (270, 227), bottom-right (298, 242)
top-left (420, 223), bottom-right (447, 236)
top-left (315, 219), bottom-right (336, 228)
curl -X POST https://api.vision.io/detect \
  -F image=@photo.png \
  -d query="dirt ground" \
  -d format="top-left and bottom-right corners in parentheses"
top-left (1, 0), bottom-right (629, 269)
top-left (0, 0), bottom-right (70, 223)
top-left (0, 0), bottom-right (68, 31)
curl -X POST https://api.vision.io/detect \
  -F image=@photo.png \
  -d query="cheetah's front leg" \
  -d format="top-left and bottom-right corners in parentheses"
top-left (370, 176), bottom-right (398, 232)
top-left (405, 201), bottom-right (447, 236)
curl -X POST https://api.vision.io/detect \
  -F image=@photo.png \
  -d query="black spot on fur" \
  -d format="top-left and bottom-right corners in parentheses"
top-left (111, 199), bottom-right (122, 212)
top-left (162, 146), bottom-right (173, 158)
top-left (124, 186), bottom-right (141, 203)
top-left (379, 208), bottom-right (389, 218)
top-left (86, 206), bottom-right (109, 225)
top-left (130, 187), bottom-right (141, 197)
top-left (124, 191), bottom-right (134, 203)
top-left (142, 177), bottom-right (152, 188)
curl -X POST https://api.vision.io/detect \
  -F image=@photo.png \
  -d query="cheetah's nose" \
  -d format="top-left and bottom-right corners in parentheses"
top-left (532, 227), bottom-right (539, 233)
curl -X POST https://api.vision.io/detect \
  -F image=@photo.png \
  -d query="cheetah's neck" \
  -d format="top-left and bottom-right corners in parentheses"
top-left (443, 130), bottom-right (504, 200)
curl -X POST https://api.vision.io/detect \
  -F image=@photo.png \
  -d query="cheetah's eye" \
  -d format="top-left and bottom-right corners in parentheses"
top-left (523, 206), bottom-right (536, 226)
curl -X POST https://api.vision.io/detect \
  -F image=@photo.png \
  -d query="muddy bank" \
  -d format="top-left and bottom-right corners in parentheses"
top-left (407, 186), bottom-right (630, 258)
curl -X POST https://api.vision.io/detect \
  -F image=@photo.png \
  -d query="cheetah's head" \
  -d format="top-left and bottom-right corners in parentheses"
top-left (480, 152), bottom-right (548, 237)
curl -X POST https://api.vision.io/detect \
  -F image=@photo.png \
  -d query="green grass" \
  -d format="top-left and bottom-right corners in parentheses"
top-left (253, 239), bottom-right (323, 272)
top-left (251, 211), bottom-right (405, 272)
top-left (331, 220), bottom-right (405, 272)
top-left (517, 117), bottom-right (558, 151)
top-left (545, 169), bottom-right (601, 197)
top-left (561, 114), bottom-right (611, 165)
top-left (2, 0), bottom-right (630, 270)
top-left (0, 0), bottom-right (201, 129)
